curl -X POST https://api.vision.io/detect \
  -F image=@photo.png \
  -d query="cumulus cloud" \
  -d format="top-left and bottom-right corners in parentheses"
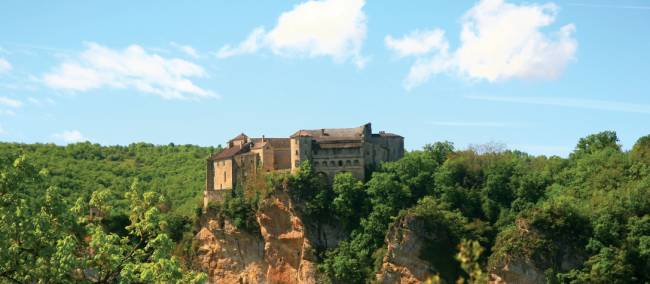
top-left (43, 42), bottom-right (217, 100)
top-left (0, 96), bottom-right (22, 108)
top-left (170, 42), bottom-right (199, 58)
top-left (387, 0), bottom-right (577, 89)
top-left (385, 29), bottom-right (448, 57)
top-left (53, 130), bottom-right (87, 143)
top-left (217, 0), bottom-right (367, 68)
top-left (217, 27), bottom-right (266, 59)
top-left (0, 58), bottom-right (11, 73)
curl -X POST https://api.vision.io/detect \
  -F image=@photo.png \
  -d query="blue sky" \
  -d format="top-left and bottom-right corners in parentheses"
top-left (0, 0), bottom-right (649, 156)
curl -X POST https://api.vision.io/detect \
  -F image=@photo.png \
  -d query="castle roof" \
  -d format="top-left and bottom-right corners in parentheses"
top-left (212, 143), bottom-right (249, 160)
top-left (372, 132), bottom-right (402, 138)
top-left (251, 138), bottom-right (290, 149)
top-left (228, 133), bottom-right (248, 142)
top-left (290, 124), bottom-right (366, 141)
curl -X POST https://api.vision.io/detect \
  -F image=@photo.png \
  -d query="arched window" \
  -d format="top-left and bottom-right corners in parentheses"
top-left (345, 160), bottom-right (351, 166)
top-left (353, 160), bottom-right (359, 165)
top-left (321, 161), bottom-right (327, 167)
top-left (338, 160), bottom-right (343, 166)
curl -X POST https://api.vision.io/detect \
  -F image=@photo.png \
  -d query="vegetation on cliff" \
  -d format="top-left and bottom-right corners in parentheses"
top-left (295, 132), bottom-right (649, 283)
top-left (2, 131), bottom-right (650, 283)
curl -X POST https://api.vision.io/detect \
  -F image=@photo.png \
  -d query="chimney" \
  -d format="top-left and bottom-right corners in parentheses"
top-left (321, 129), bottom-right (326, 136)
top-left (262, 135), bottom-right (265, 142)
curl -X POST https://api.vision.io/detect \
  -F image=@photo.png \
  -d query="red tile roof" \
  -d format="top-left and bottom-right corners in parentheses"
top-left (228, 133), bottom-right (248, 142)
top-left (212, 144), bottom-right (247, 160)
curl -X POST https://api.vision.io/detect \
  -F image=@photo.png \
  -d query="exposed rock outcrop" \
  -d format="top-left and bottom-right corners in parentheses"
top-left (488, 218), bottom-right (585, 284)
top-left (376, 215), bottom-right (436, 284)
top-left (195, 219), bottom-right (267, 283)
top-left (195, 192), bottom-right (345, 284)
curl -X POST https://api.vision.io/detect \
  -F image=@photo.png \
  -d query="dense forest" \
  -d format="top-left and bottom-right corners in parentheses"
top-left (218, 131), bottom-right (650, 283)
top-left (0, 142), bottom-right (217, 283)
top-left (2, 131), bottom-right (650, 283)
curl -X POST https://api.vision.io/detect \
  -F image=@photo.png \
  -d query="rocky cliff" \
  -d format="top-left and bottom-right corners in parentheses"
top-left (195, 191), bottom-right (345, 284)
top-left (487, 218), bottom-right (585, 284)
top-left (376, 215), bottom-right (436, 284)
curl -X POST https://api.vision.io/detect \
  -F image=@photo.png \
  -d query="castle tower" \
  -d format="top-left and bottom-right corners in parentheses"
top-left (290, 130), bottom-right (313, 173)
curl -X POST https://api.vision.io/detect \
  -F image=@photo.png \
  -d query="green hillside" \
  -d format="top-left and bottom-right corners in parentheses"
top-left (0, 142), bottom-right (219, 218)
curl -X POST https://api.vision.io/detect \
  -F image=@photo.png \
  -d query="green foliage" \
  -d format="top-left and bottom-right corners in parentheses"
top-left (0, 156), bottom-right (81, 283)
top-left (408, 197), bottom-right (472, 282)
top-left (423, 141), bottom-right (455, 165)
top-left (332, 172), bottom-right (368, 231)
top-left (456, 240), bottom-right (489, 284)
top-left (0, 156), bottom-right (205, 283)
top-left (288, 161), bottom-right (333, 221)
top-left (573, 131), bottom-right (621, 157)
top-left (631, 135), bottom-right (650, 175)
top-left (321, 237), bottom-right (372, 284)
top-left (222, 187), bottom-right (259, 233)
top-left (3, 130), bottom-right (650, 284)
top-left (320, 131), bottom-right (650, 283)
top-left (0, 142), bottom-right (215, 219)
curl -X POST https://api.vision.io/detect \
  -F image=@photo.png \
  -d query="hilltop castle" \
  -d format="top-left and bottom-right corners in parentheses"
top-left (204, 123), bottom-right (404, 207)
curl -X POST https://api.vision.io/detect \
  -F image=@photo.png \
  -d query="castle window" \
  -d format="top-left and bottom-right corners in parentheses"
top-left (321, 161), bottom-right (327, 167)
top-left (330, 161), bottom-right (335, 166)
top-left (223, 171), bottom-right (226, 180)
top-left (295, 150), bottom-right (298, 155)
top-left (345, 160), bottom-right (351, 166)
top-left (353, 160), bottom-right (359, 165)
top-left (338, 160), bottom-right (343, 167)
top-left (314, 161), bottom-right (319, 166)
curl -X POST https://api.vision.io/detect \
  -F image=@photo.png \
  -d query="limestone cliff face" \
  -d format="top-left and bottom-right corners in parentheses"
top-left (488, 219), bottom-right (585, 284)
top-left (488, 246), bottom-right (583, 284)
top-left (376, 215), bottom-right (436, 284)
top-left (196, 219), bottom-right (267, 283)
top-left (195, 192), bottom-right (345, 284)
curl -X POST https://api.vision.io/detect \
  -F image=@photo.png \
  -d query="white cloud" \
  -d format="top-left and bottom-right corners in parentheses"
top-left (388, 0), bottom-right (577, 89)
top-left (385, 29), bottom-right (448, 57)
top-left (217, 0), bottom-right (367, 67)
top-left (0, 58), bottom-right (11, 73)
top-left (0, 96), bottom-right (22, 108)
top-left (217, 27), bottom-right (266, 58)
top-left (53, 130), bottom-right (87, 143)
top-left (170, 42), bottom-right (199, 58)
top-left (43, 42), bottom-right (217, 100)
